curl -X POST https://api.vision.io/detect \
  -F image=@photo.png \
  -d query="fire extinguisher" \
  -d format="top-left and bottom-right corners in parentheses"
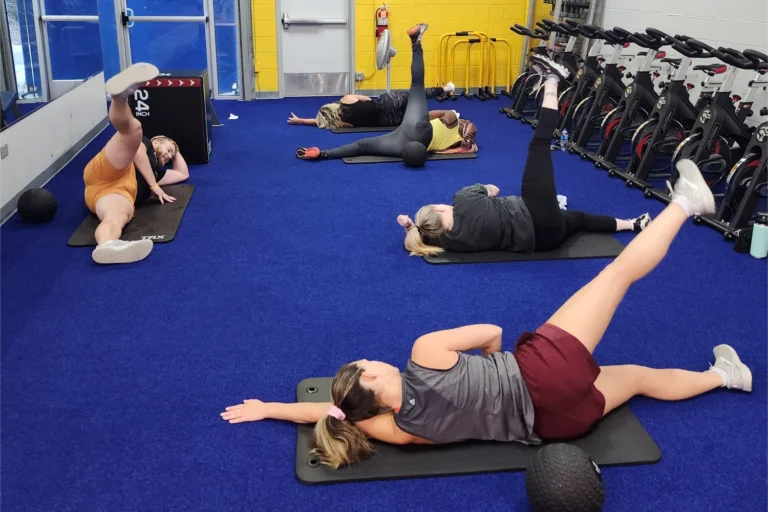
top-left (375, 4), bottom-right (388, 38)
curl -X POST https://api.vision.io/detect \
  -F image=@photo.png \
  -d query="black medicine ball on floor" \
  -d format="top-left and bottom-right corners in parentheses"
top-left (401, 141), bottom-right (428, 168)
top-left (17, 188), bottom-right (58, 223)
top-left (525, 443), bottom-right (605, 512)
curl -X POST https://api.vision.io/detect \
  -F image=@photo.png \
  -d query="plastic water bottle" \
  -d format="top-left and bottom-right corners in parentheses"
top-left (560, 129), bottom-right (569, 152)
top-left (749, 212), bottom-right (768, 259)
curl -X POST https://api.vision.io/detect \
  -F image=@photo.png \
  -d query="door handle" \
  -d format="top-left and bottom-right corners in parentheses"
top-left (281, 12), bottom-right (347, 30)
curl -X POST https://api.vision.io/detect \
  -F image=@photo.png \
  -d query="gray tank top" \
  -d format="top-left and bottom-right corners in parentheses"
top-left (393, 352), bottom-right (541, 445)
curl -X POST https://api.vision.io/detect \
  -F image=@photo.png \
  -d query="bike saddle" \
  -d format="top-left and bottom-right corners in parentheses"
top-left (661, 57), bottom-right (682, 66)
top-left (693, 63), bottom-right (727, 74)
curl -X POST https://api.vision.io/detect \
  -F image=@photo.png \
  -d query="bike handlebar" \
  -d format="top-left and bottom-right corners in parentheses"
top-left (510, 24), bottom-right (549, 39)
top-left (711, 47), bottom-right (754, 69)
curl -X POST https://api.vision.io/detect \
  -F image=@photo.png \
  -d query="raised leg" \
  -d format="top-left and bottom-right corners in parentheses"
top-left (400, 25), bottom-right (432, 145)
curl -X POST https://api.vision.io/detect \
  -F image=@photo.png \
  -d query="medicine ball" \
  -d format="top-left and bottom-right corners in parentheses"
top-left (525, 444), bottom-right (605, 512)
top-left (401, 141), bottom-right (428, 168)
top-left (17, 188), bottom-right (58, 223)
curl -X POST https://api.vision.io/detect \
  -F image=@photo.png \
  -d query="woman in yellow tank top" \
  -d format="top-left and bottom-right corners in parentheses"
top-left (295, 23), bottom-right (476, 168)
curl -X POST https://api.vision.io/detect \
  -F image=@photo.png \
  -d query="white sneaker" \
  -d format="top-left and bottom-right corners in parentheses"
top-left (633, 212), bottom-right (652, 232)
top-left (92, 239), bottom-right (154, 265)
top-left (711, 344), bottom-right (752, 392)
top-left (667, 159), bottom-right (716, 215)
top-left (529, 54), bottom-right (570, 81)
top-left (105, 63), bottom-right (160, 98)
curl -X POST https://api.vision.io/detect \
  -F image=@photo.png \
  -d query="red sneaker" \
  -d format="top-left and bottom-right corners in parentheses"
top-left (296, 147), bottom-right (321, 160)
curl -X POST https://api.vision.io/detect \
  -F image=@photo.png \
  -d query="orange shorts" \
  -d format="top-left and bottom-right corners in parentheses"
top-left (83, 148), bottom-right (138, 214)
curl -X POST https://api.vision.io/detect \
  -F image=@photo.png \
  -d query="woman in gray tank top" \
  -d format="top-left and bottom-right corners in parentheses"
top-left (221, 160), bottom-right (752, 470)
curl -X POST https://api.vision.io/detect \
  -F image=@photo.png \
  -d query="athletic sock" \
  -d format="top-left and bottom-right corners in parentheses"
top-left (545, 74), bottom-right (560, 85)
top-left (708, 366), bottom-right (728, 387)
top-left (615, 219), bottom-right (634, 231)
top-left (672, 195), bottom-right (692, 217)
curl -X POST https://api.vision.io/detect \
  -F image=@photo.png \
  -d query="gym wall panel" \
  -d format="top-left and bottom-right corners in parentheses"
top-left (354, 0), bottom-right (531, 93)
top-left (0, 73), bottom-right (108, 220)
top-left (252, 0), bottom-right (279, 92)
top-left (596, 0), bottom-right (768, 126)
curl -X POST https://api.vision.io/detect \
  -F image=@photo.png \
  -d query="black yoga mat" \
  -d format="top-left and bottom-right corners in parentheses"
top-left (295, 377), bottom-right (660, 484)
top-left (343, 153), bottom-right (478, 164)
top-left (67, 184), bottom-right (194, 246)
top-left (424, 232), bottom-right (624, 265)
top-left (331, 126), bottom-right (396, 133)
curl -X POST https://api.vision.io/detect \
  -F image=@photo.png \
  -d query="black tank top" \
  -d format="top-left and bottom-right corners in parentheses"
top-left (135, 136), bottom-right (160, 204)
top-left (340, 100), bottom-right (382, 127)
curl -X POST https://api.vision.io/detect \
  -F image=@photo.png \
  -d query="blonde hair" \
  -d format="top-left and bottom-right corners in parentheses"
top-left (311, 363), bottom-right (379, 469)
top-left (316, 103), bottom-right (343, 130)
top-left (404, 206), bottom-right (447, 257)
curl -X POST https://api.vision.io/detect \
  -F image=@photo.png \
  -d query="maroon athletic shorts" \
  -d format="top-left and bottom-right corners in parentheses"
top-left (514, 323), bottom-right (606, 439)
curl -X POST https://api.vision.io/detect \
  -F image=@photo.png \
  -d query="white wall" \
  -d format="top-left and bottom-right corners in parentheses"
top-left (0, 72), bottom-right (108, 212)
top-left (596, 0), bottom-right (768, 126)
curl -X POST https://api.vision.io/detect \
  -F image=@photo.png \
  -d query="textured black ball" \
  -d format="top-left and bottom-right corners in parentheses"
top-left (401, 141), bottom-right (428, 168)
top-left (17, 188), bottom-right (58, 223)
top-left (525, 444), bottom-right (605, 512)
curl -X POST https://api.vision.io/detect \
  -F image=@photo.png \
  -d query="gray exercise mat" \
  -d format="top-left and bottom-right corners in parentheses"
top-left (424, 232), bottom-right (624, 264)
top-left (67, 184), bottom-right (194, 246)
top-left (295, 377), bottom-right (661, 484)
top-left (343, 153), bottom-right (478, 164)
top-left (331, 126), bottom-right (396, 133)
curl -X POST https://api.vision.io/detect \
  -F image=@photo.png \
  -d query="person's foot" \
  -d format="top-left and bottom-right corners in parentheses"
top-left (710, 344), bottom-right (752, 392)
top-left (92, 239), bottom-right (154, 265)
top-left (633, 212), bottom-right (652, 232)
top-left (407, 24), bottom-right (428, 43)
top-left (444, 82), bottom-right (455, 94)
top-left (105, 63), bottom-right (160, 99)
top-left (296, 147), bottom-right (321, 160)
top-left (529, 54), bottom-right (570, 82)
top-left (667, 159), bottom-right (716, 215)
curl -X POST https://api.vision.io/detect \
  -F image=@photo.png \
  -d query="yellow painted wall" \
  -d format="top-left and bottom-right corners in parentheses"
top-left (250, 0), bottom-right (549, 93)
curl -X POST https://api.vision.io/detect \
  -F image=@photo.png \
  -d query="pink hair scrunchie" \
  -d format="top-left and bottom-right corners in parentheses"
top-left (327, 405), bottom-right (346, 421)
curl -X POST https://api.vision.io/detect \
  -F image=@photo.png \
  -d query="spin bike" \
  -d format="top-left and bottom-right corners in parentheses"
top-left (645, 43), bottom-right (768, 203)
top-left (554, 22), bottom-right (604, 137)
top-left (568, 27), bottom-right (630, 158)
top-left (590, 27), bottom-right (668, 170)
top-left (522, 19), bottom-right (583, 129)
top-left (695, 121), bottom-right (768, 250)
top-left (614, 33), bottom-right (728, 190)
top-left (501, 24), bottom-right (551, 120)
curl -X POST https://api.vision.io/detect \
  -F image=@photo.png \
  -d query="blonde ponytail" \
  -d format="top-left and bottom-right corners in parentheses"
top-left (403, 205), bottom-right (448, 257)
top-left (311, 363), bottom-right (380, 469)
top-left (316, 103), bottom-right (343, 130)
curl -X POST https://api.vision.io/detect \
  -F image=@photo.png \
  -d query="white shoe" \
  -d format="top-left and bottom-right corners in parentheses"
top-left (92, 239), bottom-right (154, 265)
top-left (633, 212), bottom-right (652, 232)
top-left (529, 54), bottom-right (570, 81)
top-left (445, 82), bottom-right (455, 94)
top-left (667, 159), bottom-right (716, 215)
top-left (711, 344), bottom-right (752, 392)
top-left (105, 63), bottom-right (160, 98)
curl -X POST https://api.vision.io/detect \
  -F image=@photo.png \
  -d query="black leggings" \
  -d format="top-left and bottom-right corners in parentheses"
top-left (521, 107), bottom-right (617, 251)
top-left (375, 88), bottom-right (444, 126)
top-left (323, 41), bottom-right (433, 160)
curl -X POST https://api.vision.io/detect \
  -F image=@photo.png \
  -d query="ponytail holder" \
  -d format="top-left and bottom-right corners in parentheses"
top-left (327, 405), bottom-right (346, 421)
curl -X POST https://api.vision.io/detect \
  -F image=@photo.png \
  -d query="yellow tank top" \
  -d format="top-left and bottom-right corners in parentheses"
top-left (427, 118), bottom-right (463, 152)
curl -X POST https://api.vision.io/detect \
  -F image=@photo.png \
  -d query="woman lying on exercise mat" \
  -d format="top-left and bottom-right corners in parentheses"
top-left (287, 84), bottom-right (455, 130)
top-left (396, 55), bottom-right (650, 256)
top-left (82, 63), bottom-right (187, 265)
top-left (296, 24), bottom-right (477, 167)
top-left (221, 158), bottom-right (752, 469)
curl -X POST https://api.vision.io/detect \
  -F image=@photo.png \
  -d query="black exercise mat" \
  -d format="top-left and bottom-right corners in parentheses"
top-left (67, 184), bottom-right (194, 246)
top-left (343, 153), bottom-right (478, 164)
top-left (424, 232), bottom-right (624, 265)
top-left (331, 126), bottom-right (396, 133)
top-left (295, 377), bottom-right (660, 484)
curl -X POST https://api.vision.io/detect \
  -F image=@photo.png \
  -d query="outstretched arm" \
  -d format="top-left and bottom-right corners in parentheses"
top-left (287, 112), bottom-right (318, 126)
top-left (221, 399), bottom-right (332, 424)
top-left (411, 325), bottom-right (503, 369)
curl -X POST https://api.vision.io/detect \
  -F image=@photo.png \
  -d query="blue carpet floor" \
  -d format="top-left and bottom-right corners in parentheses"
top-left (2, 96), bottom-right (766, 511)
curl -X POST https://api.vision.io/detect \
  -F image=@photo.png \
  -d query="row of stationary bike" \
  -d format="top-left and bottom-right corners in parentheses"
top-left (502, 20), bottom-right (768, 253)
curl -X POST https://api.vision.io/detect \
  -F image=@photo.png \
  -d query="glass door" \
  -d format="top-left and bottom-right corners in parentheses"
top-left (118, 0), bottom-right (241, 99)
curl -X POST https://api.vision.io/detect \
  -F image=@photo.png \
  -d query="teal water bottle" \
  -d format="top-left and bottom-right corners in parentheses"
top-left (750, 212), bottom-right (768, 259)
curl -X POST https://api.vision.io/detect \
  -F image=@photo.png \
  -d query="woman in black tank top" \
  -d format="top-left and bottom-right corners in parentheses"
top-left (221, 160), bottom-right (751, 468)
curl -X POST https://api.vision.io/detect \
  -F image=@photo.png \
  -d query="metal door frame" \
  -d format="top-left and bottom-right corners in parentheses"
top-left (274, 0), bottom-right (355, 98)
top-left (238, 0), bottom-right (255, 100)
top-left (0, 0), bottom-right (17, 92)
top-left (115, 0), bottom-right (241, 100)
